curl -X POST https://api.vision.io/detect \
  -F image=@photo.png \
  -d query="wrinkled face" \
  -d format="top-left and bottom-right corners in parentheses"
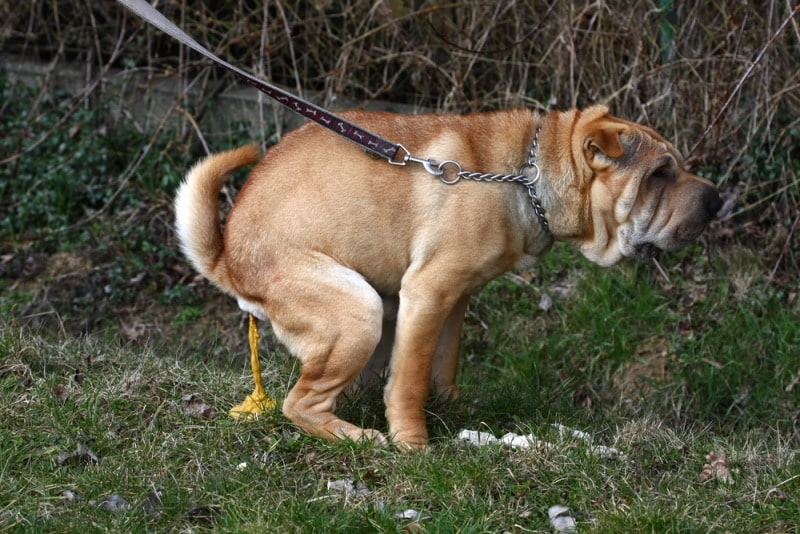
top-left (569, 110), bottom-right (722, 266)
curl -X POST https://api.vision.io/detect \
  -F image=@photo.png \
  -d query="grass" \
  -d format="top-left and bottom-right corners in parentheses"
top-left (1, 7), bottom-right (799, 526)
top-left (2, 243), bottom-right (798, 532)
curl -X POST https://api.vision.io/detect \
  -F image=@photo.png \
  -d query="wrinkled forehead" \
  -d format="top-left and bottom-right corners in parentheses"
top-left (616, 122), bottom-right (685, 166)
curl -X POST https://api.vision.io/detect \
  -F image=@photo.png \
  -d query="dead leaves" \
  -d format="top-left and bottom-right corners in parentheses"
top-left (0, 362), bottom-right (32, 386)
top-left (138, 488), bottom-right (164, 517)
top-left (325, 478), bottom-right (371, 502)
top-left (61, 488), bottom-right (167, 519)
top-left (57, 441), bottom-right (100, 467)
top-left (700, 451), bottom-right (734, 485)
top-left (61, 487), bottom-right (213, 526)
top-left (52, 383), bottom-right (69, 403)
top-left (320, 476), bottom-right (428, 527)
top-left (89, 494), bottom-right (133, 513)
top-left (59, 480), bottom-right (219, 525)
top-left (181, 393), bottom-right (217, 420)
top-left (613, 336), bottom-right (673, 396)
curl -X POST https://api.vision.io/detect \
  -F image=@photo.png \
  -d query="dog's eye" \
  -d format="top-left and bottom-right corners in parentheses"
top-left (650, 167), bottom-right (672, 182)
top-left (649, 157), bottom-right (676, 183)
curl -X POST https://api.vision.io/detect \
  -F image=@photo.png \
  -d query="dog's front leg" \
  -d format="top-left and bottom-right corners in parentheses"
top-left (384, 286), bottom-right (463, 448)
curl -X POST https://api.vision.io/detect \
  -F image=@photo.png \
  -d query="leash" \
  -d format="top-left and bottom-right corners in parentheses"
top-left (116, 0), bottom-right (550, 234)
top-left (117, 0), bottom-right (400, 162)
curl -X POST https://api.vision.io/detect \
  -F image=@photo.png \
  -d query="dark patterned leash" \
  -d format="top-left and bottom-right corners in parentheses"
top-left (117, 0), bottom-right (400, 161)
top-left (116, 0), bottom-right (550, 233)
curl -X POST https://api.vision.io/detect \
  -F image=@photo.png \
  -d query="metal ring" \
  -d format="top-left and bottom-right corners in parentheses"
top-left (519, 162), bottom-right (541, 187)
top-left (438, 160), bottom-right (463, 184)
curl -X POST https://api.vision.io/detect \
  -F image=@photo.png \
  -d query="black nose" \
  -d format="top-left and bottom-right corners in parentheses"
top-left (705, 187), bottom-right (723, 218)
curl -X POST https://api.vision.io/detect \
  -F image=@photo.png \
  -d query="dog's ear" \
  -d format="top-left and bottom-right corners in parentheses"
top-left (583, 127), bottom-right (624, 161)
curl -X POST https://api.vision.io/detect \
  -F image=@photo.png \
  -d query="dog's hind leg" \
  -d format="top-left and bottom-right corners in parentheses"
top-left (266, 261), bottom-right (387, 444)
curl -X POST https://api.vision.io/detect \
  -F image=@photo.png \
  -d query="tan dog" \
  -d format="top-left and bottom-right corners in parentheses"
top-left (175, 105), bottom-right (720, 448)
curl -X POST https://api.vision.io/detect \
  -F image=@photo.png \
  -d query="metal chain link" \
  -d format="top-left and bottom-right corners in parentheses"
top-left (400, 127), bottom-right (550, 234)
top-left (392, 127), bottom-right (549, 234)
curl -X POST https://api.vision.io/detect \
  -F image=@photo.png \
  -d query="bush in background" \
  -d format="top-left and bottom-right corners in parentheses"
top-left (1, 0), bottom-right (798, 322)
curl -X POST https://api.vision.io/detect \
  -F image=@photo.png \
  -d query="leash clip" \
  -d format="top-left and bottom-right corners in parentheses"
top-left (389, 144), bottom-right (444, 176)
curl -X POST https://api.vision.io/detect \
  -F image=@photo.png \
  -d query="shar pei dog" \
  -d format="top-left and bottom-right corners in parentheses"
top-left (175, 105), bottom-right (721, 448)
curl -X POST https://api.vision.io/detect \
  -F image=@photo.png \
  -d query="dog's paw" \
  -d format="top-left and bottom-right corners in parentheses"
top-left (358, 428), bottom-right (388, 446)
top-left (326, 421), bottom-right (387, 446)
top-left (389, 431), bottom-right (430, 451)
top-left (433, 384), bottom-right (460, 401)
top-left (392, 440), bottom-right (430, 452)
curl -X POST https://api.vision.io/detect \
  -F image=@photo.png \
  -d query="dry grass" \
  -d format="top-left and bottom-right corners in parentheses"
top-left (2, 253), bottom-right (799, 531)
top-left (2, 0), bottom-right (800, 136)
top-left (1, 4), bottom-right (799, 523)
top-left (4, 2), bottom-right (799, 149)
top-left (3, 1), bottom-right (799, 277)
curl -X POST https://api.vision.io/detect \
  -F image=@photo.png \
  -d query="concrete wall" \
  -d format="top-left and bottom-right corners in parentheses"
top-left (1, 54), bottom-right (420, 145)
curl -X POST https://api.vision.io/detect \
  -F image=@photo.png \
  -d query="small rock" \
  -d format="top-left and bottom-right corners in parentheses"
top-left (89, 494), bottom-right (131, 513)
top-left (548, 505), bottom-right (577, 533)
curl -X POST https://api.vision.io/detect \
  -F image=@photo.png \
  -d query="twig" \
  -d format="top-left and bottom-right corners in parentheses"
top-left (768, 214), bottom-right (799, 286)
top-left (688, 4), bottom-right (800, 157)
top-left (275, 0), bottom-right (303, 99)
top-left (729, 473), bottom-right (800, 504)
top-left (0, 14), bottom-right (133, 166)
top-left (651, 258), bottom-right (672, 285)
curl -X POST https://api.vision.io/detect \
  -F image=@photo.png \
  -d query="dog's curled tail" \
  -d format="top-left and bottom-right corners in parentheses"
top-left (174, 144), bottom-right (261, 294)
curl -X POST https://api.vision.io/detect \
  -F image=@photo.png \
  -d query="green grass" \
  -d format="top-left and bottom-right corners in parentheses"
top-left (2, 245), bottom-right (798, 532)
top-left (1, 73), bottom-right (798, 532)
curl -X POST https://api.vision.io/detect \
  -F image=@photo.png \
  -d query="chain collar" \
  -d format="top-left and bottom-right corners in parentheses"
top-left (515, 126), bottom-right (549, 234)
top-left (392, 126), bottom-right (550, 235)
